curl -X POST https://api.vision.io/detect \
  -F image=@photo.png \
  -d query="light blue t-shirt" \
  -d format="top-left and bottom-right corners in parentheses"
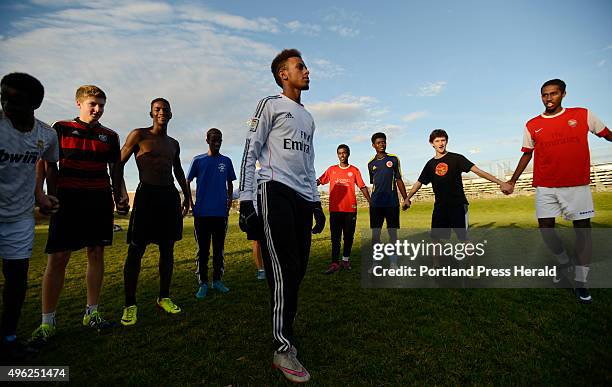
top-left (188, 153), bottom-right (236, 217)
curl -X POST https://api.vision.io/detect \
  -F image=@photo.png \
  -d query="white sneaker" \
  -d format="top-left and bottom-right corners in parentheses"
top-left (272, 349), bottom-right (310, 383)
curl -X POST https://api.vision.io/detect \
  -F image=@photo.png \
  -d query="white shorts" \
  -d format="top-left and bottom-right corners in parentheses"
top-left (0, 217), bottom-right (35, 260)
top-left (535, 185), bottom-right (594, 221)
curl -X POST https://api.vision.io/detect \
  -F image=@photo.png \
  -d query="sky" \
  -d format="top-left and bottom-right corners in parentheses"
top-left (1, 0), bottom-right (611, 190)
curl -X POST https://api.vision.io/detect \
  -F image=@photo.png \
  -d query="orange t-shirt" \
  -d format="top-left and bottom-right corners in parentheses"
top-left (318, 165), bottom-right (366, 212)
top-left (521, 107), bottom-right (609, 187)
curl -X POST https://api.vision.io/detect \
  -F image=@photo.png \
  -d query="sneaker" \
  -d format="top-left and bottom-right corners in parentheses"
top-left (196, 283), bottom-right (208, 299)
top-left (157, 298), bottom-right (182, 314)
top-left (272, 349), bottom-right (310, 383)
top-left (29, 323), bottom-right (56, 349)
top-left (256, 270), bottom-right (266, 280)
top-left (212, 280), bottom-right (230, 294)
top-left (575, 286), bottom-right (592, 304)
top-left (324, 262), bottom-right (340, 275)
top-left (83, 310), bottom-right (113, 332)
top-left (341, 260), bottom-right (351, 271)
top-left (121, 305), bottom-right (138, 326)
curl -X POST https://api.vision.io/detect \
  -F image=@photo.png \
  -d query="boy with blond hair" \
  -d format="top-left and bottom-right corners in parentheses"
top-left (30, 85), bottom-right (128, 347)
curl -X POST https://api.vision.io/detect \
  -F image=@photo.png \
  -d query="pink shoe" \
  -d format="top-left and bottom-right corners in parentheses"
top-left (324, 262), bottom-right (340, 275)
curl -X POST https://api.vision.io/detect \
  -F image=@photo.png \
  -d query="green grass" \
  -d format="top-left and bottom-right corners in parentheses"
top-left (7, 193), bottom-right (612, 385)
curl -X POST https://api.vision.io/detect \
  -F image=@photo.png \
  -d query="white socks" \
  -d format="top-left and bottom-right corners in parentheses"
top-left (574, 265), bottom-right (590, 283)
top-left (42, 312), bottom-right (56, 327)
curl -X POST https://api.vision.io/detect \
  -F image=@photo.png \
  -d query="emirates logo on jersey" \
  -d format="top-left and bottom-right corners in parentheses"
top-left (386, 161), bottom-right (393, 168)
top-left (567, 119), bottom-right (577, 127)
top-left (435, 162), bottom-right (448, 176)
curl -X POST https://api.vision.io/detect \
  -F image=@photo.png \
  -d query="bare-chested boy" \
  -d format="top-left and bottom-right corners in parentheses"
top-left (115, 98), bottom-right (190, 326)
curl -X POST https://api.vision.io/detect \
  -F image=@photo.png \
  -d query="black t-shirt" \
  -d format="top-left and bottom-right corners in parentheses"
top-left (418, 152), bottom-right (474, 207)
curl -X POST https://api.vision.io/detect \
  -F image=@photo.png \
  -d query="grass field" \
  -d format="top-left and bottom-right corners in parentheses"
top-left (6, 193), bottom-right (612, 385)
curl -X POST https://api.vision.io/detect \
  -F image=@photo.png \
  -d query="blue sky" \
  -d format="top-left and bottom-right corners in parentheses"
top-left (1, 0), bottom-right (610, 190)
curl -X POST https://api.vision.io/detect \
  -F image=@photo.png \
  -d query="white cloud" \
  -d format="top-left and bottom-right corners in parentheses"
top-left (177, 4), bottom-right (279, 33)
top-left (307, 95), bottom-right (370, 122)
top-left (321, 7), bottom-right (362, 37)
top-left (322, 6), bottom-right (363, 24)
top-left (308, 94), bottom-right (377, 122)
top-left (309, 59), bottom-right (344, 79)
top-left (597, 59), bottom-right (606, 67)
top-left (286, 20), bottom-right (321, 36)
top-left (469, 147), bottom-right (481, 154)
top-left (418, 81), bottom-right (447, 96)
top-left (328, 25), bottom-right (359, 38)
top-left (307, 94), bottom-right (402, 143)
top-left (401, 111), bottom-right (428, 122)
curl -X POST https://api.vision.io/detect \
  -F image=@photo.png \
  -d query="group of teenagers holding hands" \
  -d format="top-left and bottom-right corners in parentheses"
top-left (1, 47), bottom-right (610, 382)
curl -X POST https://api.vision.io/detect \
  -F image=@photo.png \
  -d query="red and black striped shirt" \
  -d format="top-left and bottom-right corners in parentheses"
top-left (54, 118), bottom-right (120, 190)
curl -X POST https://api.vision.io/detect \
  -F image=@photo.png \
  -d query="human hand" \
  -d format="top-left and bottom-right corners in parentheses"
top-left (115, 194), bottom-right (130, 215)
top-left (401, 198), bottom-right (410, 211)
top-left (182, 197), bottom-right (190, 217)
top-left (312, 202), bottom-right (326, 234)
top-left (239, 201), bottom-right (259, 233)
top-left (37, 194), bottom-right (60, 215)
top-left (501, 181), bottom-right (515, 195)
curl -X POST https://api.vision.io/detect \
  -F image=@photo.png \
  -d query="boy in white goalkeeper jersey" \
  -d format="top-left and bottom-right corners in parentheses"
top-left (238, 49), bottom-right (325, 384)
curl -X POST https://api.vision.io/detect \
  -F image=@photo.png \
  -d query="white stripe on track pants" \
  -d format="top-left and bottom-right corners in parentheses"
top-left (258, 181), bottom-right (313, 352)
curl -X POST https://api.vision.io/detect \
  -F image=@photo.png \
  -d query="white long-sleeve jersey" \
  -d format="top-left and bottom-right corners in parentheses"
top-left (239, 94), bottom-right (320, 203)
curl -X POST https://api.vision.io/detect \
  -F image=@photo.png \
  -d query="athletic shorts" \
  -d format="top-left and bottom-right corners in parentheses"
top-left (0, 217), bottom-right (35, 259)
top-left (127, 183), bottom-right (183, 246)
top-left (246, 226), bottom-right (263, 241)
top-left (535, 185), bottom-right (594, 221)
top-left (431, 204), bottom-right (469, 240)
top-left (46, 189), bottom-right (114, 253)
top-left (370, 206), bottom-right (400, 229)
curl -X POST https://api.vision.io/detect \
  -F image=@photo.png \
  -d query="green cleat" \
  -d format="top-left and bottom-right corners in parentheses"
top-left (29, 323), bottom-right (56, 349)
top-left (121, 305), bottom-right (138, 326)
top-left (157, 298), bottom-right (181, 314)
top-left (83, 311), bottom-right (113, 332)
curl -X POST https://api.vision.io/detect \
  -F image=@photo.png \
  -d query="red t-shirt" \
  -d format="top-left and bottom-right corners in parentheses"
top-left (318, 164), bottom-right (366, 212)
top-left (521, 107), bottom-right (609, 187)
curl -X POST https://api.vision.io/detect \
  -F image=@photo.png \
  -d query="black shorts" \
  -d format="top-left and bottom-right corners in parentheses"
top-left (431, 204), bottom-right (469, 240)
top-left (246, 226), bottom-right (263, 241)
top-left (127, 183), bottom-right (183, 246)
top-left (369, 206), bottom-right (400, 229)
top-left (45, 188), bottom-right (114, 253)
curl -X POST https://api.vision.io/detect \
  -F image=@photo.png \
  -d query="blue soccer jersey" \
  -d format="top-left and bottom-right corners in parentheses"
top-left (368, 153), bottom-right (402, 207)
top-left (188, 154), bottom-right (236, 217)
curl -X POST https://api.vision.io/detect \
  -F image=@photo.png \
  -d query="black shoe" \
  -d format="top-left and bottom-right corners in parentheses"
top-left (575, 283), bottom-right (592, 304)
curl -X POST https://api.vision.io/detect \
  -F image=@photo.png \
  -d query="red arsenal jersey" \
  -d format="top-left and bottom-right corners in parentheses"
top-left (521, 108), bottom-right (609, 187)
top-left (318, 164), bottom-right (366, 212)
